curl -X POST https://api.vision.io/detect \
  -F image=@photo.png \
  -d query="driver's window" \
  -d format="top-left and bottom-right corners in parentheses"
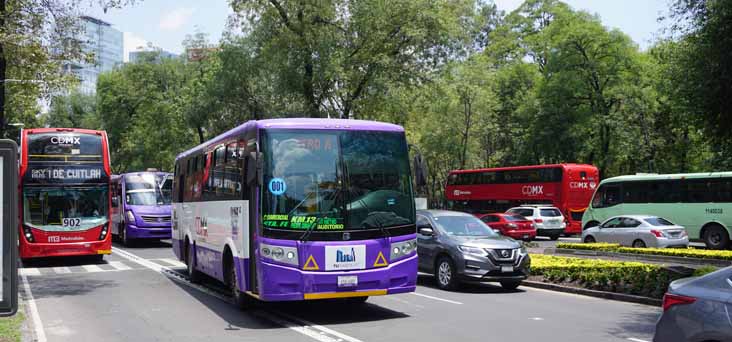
top-left (601, 217), bottom-right (622, 228)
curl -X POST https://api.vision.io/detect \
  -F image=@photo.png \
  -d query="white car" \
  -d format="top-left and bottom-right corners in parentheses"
top-left (582, 215), bottom-right (689, 248)
top-left (506, 206), bottom-right (566, 240)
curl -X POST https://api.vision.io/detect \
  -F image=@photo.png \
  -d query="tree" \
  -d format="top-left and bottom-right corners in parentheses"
top-left (45, 91), bottom-right (98, 128)
top-left (0, 0), bottom-right (135, 138)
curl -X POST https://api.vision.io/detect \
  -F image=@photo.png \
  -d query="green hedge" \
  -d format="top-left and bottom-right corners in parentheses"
top-left (530, 254), bottom-right (685, 298)
top-left (557, 242), bottom-right (732, 260)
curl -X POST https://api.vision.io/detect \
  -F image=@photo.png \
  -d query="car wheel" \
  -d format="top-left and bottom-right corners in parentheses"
top-left (229, 261), bottom-right (253, 310)
top-left (703, 225), bottom-right (730, 250)
top-left (500, 280), bottom-right (521, 291)
top-left (549, 234), bottom-right (560, 241)
top-left (435, 257), bottom-right (459, 290)
top-left (186, 242), bottom-right (203, 284)
top-left (632, 239), bottom-right (647, 248)
top-left (583, 236), bottom-right (596, 243)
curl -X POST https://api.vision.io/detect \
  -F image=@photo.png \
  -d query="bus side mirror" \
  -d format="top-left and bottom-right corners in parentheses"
top-left (246, 152), bottom-right (263, 187)
top-left (112, 196), bottom-right (119, 207)
top-left (0, 140), bottom-right (18, 317)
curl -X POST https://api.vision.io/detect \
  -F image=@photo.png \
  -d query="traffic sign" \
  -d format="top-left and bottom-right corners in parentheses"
top-left (0, 140), bottom-right (18, 316)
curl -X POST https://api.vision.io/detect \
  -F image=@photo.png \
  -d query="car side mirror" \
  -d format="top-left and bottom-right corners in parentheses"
top-left (419, 227), bottom-right (434, 236)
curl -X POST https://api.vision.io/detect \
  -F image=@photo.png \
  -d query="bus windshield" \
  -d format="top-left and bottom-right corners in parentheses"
top-left (262, 130), bottom-right (414, 232)
top-left (22, 186), bottom-right (109, 231)
top-left (125, 174), bottom-right (172, 206)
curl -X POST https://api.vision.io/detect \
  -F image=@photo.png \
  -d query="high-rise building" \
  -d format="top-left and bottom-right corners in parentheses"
top-left (64, 16), bottom-right (123, 94)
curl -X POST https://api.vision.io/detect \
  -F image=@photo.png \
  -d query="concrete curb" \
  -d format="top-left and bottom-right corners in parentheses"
top-left (551, 248), bottom-right (732, 267)
top-left (522, 280), bottom-right (662, 306)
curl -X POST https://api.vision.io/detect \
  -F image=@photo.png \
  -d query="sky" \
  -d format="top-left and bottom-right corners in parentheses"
top-left (80, 0), bottom-right (671, 62)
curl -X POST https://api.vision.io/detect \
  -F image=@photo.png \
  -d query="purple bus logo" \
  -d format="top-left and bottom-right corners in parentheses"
top-left (336, 248), bottom-right (356, 263)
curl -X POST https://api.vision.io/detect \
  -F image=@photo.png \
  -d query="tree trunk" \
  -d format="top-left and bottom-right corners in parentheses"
top-left (0, 0), bottom-right (6, 139)
top-left (459, 94), bottom-right (472, 169)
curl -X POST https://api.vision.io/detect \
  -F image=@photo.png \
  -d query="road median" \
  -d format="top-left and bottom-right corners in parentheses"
top-left (552, 243), bottom-right (732, 267)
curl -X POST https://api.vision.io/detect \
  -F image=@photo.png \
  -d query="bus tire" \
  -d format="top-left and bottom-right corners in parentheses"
top-left (120, 226), bottom-right (132, 247)
top-left (229, 260), bottom-right (254, 310)
top-left (343, 296), bottom-right (369, 304)
top-left (703, 224), bottom-right (730, 250)
top-left (186, 241), bottom-right (203, 284)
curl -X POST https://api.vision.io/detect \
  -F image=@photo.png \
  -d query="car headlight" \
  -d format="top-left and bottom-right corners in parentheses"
top-left (390, 239), bottom-right (417, 261)
top-left (260, 243), bottom-right (298, 266)
top-left (458, 245), bottom-right (486, 256)
top-left (126, 211), bottom-right (136, 224)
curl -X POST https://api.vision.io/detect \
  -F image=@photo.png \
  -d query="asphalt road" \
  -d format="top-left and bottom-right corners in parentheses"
top-left (18, 240), bottom-right (662, 342)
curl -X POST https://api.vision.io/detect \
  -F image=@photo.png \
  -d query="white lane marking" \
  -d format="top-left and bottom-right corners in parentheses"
top-left (410, 292), bottom-right (463, 305)
top-left (53, 267), bottom-right (71, 274)
top-left (20, 268), bottom-right (41, 276)
top-left (157, 258), bottom-right (187, 268)
top-left (21, 273), bottom-right (48, 342)
top-left (108, 261), bottom-right (132, 271)
top-left (529, 317), bottom-right (544, 321)
top-left (627, 338), bottom-right (649, 342)
top-left (112, 247), bottom-right (364, 342)
top-left (276, 311), bottom-right (364, 342)
top-left (82, 265), bottom-right (105, 273)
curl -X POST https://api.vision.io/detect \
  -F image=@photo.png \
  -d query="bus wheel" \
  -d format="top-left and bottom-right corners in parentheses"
top-left (120, 227), bottom-right (132, 247)
top-left (703, 225), bottom-right (730, 250)
top-left (342, 296), bottom-right (369, 304)
top-left (229, 262), bottom-right (254, 310)
top-left (186, 242), bottom-right (203, 284)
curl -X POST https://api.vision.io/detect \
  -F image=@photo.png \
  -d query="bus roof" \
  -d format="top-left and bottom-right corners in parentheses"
top-left (449, 163), bottom-right (596, 174)
top-left (602, 172), bottom-right (732, 184)
top-left (23, 128), bottom-right (106, 136)
top-left (176, 118), bottom-right (404, 160)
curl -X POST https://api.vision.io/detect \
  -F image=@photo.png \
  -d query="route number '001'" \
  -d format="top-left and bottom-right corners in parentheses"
top-left (63, 218), bottom-right (81, 227)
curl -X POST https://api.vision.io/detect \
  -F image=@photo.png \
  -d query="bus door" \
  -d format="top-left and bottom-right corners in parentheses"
top-left (244, 138), bottom-right (259, 295)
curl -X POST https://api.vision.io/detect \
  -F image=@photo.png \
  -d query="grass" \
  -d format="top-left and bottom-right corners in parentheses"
top-left (0, 311), bottom-right (23, 342)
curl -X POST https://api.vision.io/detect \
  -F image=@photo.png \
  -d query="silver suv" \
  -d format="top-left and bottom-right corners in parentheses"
top-left (506, 205), bottom-right (566, 240)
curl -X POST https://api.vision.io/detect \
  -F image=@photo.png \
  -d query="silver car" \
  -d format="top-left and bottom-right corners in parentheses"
top-left (653, 267), bottom-right (732, 342)
top-left (416, 210), bottom-right (531, 291)
top-left (582, 215), bottom-right (689, 248)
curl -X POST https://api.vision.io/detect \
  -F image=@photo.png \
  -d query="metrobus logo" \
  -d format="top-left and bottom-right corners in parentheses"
top-left (50, 136), bottom-right (81, 145)
top-left (453, 190), bottom-right (472, 196)
top-left (522, 185), bottom-right (544, 196)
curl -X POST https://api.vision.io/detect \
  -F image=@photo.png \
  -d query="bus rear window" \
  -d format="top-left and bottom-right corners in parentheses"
top-left (27, 133), bottom-right (103, 163)
top-left (645, 217), bottom-right (674, 226)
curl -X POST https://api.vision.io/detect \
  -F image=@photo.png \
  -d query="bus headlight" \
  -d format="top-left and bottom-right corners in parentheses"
top-left (390, 239), bottom-right (417, 261)
top-left (99, 225), bottom-right (109, 241)
top-left (23, 226), bottom-right (35, 243)
top-left (125, 211), bottom-right (136, 224)
top-left (260, 243), bottom-right (298, 266)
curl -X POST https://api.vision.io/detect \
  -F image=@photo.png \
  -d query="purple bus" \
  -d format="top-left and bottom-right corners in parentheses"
top-left (172, 118), bottom-right (417, 307)
top-left (111, 171), bottom-right (173, 245)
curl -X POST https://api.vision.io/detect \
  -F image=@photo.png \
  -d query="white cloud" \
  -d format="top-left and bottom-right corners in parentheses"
top-left (159, 7), bottom-right (195, 31)
top-left (123, 32), bottom-right (149, 62)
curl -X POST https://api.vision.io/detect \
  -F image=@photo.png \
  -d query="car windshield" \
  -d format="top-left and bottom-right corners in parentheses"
top-left (433, 215), bottom-right (498, 237)
top-left (125, 174), bottom-right (172, 206)
top-left (540, 209), bottom-right (562, 217)
top-left (22, 185), bottom-right (109, 231)
top-left (505, 214), bottom-right (528, 222)
top-left (508, 208), bottom-right (534, 217)
top-left (261, 130), bottom-right (414, 232)
top-left (645, 217), bottom-right (674, 226)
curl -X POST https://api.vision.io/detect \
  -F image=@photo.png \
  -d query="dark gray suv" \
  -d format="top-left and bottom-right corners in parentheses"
top-left (416, 210), bottom-right (531, 290)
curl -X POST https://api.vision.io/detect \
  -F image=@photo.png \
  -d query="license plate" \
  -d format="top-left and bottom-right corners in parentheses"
top-left (523, 234), bottom-right (529, 239)
top-left (501, 266), bottom-right (514, 273)
top-left (337, 276), bottom-right (358, 287)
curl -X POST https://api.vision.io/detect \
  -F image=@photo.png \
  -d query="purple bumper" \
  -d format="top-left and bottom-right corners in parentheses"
top-left (125, 224), bottom-right (172, 239)
top-left (249, 254), bottom-right (417, 301)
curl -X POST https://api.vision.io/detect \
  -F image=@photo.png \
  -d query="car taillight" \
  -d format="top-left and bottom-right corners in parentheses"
top-left (651, 230), bottom-right (664, 238)
top-left (534, 219), bottom-right (543, 223)
top-left (662, 293), bottom-right (696, 311)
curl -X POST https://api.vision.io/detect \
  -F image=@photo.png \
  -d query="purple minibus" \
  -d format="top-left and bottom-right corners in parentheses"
top-left (172, 118), bottom-right (417, 307)
top-left (112, 171), bottom-right (173, 245)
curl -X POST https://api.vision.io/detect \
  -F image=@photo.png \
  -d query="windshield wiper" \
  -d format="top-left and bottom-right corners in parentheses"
top-left (299, 215), bottom-right (320, 242)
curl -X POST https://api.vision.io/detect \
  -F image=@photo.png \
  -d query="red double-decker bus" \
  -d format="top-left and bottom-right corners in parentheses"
top-left (18, 128), bottom-right (112, 260)
top-left (445, 164), bottom-right (599, 234)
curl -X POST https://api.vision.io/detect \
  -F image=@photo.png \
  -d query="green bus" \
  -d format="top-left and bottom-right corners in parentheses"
top-left (582, 172), bottom-right (732, 249)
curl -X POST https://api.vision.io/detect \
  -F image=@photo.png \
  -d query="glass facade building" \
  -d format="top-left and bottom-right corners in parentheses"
top-left (65, 16), bottom-right (123, 94)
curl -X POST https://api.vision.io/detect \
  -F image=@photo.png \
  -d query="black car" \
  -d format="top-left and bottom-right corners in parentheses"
top-left (416, 210), bottom-right (531, 290)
